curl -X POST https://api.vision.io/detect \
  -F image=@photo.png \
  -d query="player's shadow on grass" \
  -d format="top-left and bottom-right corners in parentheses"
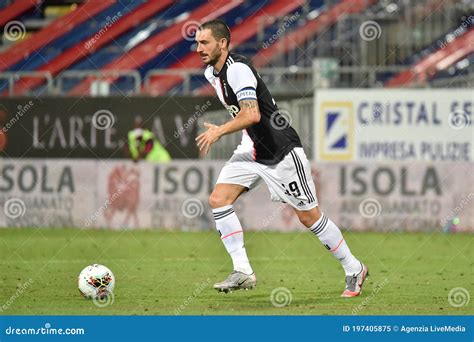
top-left (214, 290), bottom-right (343, 307)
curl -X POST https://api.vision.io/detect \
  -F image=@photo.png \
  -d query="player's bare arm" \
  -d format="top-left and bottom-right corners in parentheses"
top-left (196, 99), bottom-right (261, 155)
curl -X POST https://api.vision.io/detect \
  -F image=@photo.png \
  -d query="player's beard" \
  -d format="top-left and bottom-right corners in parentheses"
top-left (204, 46), bottom-right (222, 66)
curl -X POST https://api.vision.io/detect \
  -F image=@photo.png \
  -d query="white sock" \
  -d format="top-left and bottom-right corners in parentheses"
top-left (212, 205), bottom-right (253, 275)
top-left (309, 213), bottom-right (362, 276)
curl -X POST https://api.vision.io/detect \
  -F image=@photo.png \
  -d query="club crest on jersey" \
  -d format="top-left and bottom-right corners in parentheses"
top-left (225, 104), bottom-right (240, 117)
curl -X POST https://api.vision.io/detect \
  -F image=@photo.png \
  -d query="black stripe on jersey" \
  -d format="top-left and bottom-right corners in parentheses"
top-left (225, 56), bottom-right (235, 68)
top-left (290, 151), bottom-right (315, 203)
top-left (311, 215), bottom-right (328, 235)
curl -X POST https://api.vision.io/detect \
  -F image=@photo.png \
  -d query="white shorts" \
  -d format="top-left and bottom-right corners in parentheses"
top-left (216, 147), bottom-right (318, 211)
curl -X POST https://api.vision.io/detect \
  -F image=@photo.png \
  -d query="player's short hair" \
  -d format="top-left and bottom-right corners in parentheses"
top-left (199, 19), bottom-right (231, 48)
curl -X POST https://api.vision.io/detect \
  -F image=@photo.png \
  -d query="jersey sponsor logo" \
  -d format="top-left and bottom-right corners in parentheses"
top-left (318, 102), bottom-right (354, 161)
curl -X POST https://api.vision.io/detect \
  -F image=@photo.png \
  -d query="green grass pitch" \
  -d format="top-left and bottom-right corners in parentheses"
top-left (0, 228), bottom-right (472, 315)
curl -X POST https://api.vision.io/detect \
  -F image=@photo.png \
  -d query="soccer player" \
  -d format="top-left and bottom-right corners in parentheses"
top-left (195, 20), bottom-right (368, 297)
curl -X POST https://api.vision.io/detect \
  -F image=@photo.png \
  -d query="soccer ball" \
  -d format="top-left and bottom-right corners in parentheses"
top-left (78, 264), bottom-right (115, 299)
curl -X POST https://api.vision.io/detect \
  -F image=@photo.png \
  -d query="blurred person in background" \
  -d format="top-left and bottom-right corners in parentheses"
top-left (126, 117), bottom-right (171, 163)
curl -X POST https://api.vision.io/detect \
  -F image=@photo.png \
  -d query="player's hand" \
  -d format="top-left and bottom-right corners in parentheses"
top-left (196, 122), bottom-right (222, 155)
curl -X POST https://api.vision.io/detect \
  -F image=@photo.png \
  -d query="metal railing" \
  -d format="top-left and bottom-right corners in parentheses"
top-left (429, 73), bottom-right (474, 88)
top-left (144, 65), bottom-right (412, 96)
top-left (0, 65), bottom-right (472, 97)
top-left (0, 71), bottom-right (54, 96)
top-left (144, 67), bottom-right (318, 95)
top-left (144, 69), bottom-right (202, 95)
top-left (56, 70), bottom-right (142, 95)
top-left (0, 70), bottom-right (142, 96)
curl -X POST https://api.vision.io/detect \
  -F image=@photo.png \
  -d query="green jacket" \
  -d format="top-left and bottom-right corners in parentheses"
top-left (128, 129), bottom-right (171, 162)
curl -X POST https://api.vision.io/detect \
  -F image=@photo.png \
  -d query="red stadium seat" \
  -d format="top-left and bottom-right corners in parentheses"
top-left (0, 0), bottom-right (116, 72)
top-left (0, 0), bottom-right (40, 27)
top-left (6, 0), bottom-right (174, 95)
top-left (69, 0), bottom-right (243, 96)
top-left (145, 0), bottom-right (307, 96)
top-left (386, 28), bottom-right (474, 87)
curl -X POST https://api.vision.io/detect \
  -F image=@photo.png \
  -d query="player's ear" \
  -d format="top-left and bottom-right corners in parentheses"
top-left (220, 38), bottom-right (229, 50)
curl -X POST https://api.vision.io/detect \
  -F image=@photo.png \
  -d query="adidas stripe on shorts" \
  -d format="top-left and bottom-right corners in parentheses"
top-left (216, 147), bottom-right (318, 211)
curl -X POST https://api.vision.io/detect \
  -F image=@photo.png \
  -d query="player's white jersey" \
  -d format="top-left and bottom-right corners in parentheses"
top-left (204, 52), bottom-right (302, 165)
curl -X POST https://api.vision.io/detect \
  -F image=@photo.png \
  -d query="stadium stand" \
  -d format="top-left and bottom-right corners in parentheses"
top-left (6, 1), bottom-right (175, 94)
top-left (0, 0), bottom-right (41, 27)
top-left (0, 0), bottom-right (472, 96)
top-left (144, 0), bottom-right (306, 95)
top-left (386, 28), bottom-right (474, 87)
top-left (68, 0), bottom-right (243, 95)
top-left (0, 1), bottom-right (116, 70)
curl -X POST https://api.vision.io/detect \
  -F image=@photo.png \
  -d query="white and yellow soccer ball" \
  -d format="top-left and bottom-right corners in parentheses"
top-left (78, 264), bottom-right (115, 299)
